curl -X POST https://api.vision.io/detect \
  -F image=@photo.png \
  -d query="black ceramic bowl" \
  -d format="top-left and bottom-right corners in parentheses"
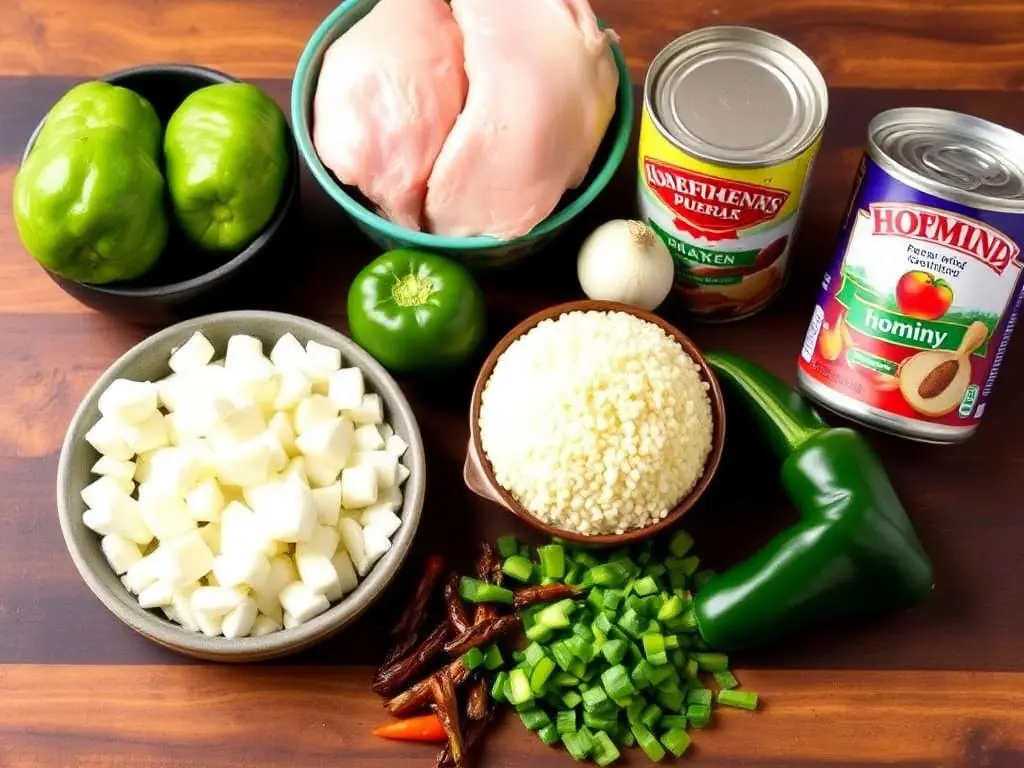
top-left (19, 64), bottom-right (301, 326)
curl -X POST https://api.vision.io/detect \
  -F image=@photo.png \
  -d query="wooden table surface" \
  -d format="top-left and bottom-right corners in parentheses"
top-left (2, 1), bottom-right (1024, 766)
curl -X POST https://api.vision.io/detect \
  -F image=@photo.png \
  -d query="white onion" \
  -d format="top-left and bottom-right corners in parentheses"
top-left (576, 219), bottom-right (675, 310)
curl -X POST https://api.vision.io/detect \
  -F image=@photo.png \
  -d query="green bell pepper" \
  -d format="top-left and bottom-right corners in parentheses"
top-left (693, 352), bottom-right (935, 651)
top-left (32, 81), bottom-right (162, 160)
top-left (164, 83), bottom-right (289, 252)
top-left (347, 249), bottom-right (486, 374)
top-left (13, 128), bottom-right (168, 284)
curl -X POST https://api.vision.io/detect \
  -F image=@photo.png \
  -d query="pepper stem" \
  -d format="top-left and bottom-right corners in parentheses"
top-left (391, 273), bottom-right (435, 307)
top-left (704, 351), bottom-right (827, 458)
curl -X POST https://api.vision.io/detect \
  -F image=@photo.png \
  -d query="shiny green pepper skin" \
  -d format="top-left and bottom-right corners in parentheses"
top-left (13, 128), bottom-right (168, 284)
top-left (693, 352), bottom-right (935, 652)
top-left (32, 81), bottom-right (162, 160)
top-left (164, 83), bottom-right (289, 252)
top-left (347, 249), bottom-right (486, 374)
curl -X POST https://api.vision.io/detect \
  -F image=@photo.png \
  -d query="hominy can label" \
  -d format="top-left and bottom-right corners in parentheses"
top-left (639, 118), bottom-right (821, 320)
top-left (798, 154), bottom-right (1024, 439)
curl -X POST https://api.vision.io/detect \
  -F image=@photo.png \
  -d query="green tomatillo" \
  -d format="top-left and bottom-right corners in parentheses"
top-left (163, 82), bottom-right (289, 252)
top-left (347, 249), bottom-right (486, 374)
top-left (32, 81), bottom-right (162, 160)
top-left (13, 128), bottom-right (168, 284)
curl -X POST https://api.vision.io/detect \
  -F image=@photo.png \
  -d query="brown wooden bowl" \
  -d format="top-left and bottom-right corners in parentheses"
top-left (464, 299), bottom-right (726, 546)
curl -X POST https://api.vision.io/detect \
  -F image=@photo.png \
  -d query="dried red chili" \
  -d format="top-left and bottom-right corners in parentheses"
top-left (387, 659), bottom-right (471, 717)
top-left (371, 622), bottom-right (452, 697)
top-left (444, 574), bottom-right (472, 634)
top-left (513, 582), bottom-right (584, 608)
top-left (429, 672), bottom-right (464, 766)
top-left (466, 679), bottom-right (489, 721)
top-left (443, 615), bottom-right (519, 657)
top-left (384, 554), bottom-right (445, 664)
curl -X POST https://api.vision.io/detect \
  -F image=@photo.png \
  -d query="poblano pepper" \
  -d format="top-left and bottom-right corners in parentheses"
top-left (693, 352), bottom-right (935, 652)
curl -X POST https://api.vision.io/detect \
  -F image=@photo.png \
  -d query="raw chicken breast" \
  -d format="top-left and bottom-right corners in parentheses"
top-left (424, 0), bottom-right (619, 239)
top-left (312, 0), bottom-right (467, 230)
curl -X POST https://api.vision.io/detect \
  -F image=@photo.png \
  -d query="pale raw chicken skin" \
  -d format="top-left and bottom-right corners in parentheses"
top-left (424, 0), bottom-right (619, 239)
top-left (312, 0), bottom-right (467, 230)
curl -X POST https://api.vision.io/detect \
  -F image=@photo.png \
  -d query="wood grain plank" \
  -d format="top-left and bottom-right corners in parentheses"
top-left (2, 666), bottom-right (1022, 767)
top-left (0, 0), bottom-right (1022, 90)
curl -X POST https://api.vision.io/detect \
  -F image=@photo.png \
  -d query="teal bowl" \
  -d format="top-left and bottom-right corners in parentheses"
top-left (291, 0), bottom-right (634, 269)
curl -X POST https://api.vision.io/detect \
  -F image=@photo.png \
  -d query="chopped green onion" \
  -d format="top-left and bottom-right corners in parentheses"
top-left (691, 651), bottom-right (729, 673)
top-left (714, 670), bottom-right (740, 690)
top-left (583, 711), bottom-right (617, 733)
top-left (640, 702), bottom-right (663, 731)
top-left (525, 622), bottom-right (554, 643)
top-left (550, 641), bottom-right (576, 672)
top-left (632, 576), bottom-right (659, 596)
top-left (560, 690), bottom-right (583, 709)
top-left (497, 535), bottom-right (520, 558)
top-left (537, 723), bottom-right (561, 746)
top-left (556, 709), bottom-right (577, 735)
top-left (519, 707), bottom-right (552, 731)
top-left (538, 544), bottom-right (566, 579)
top-left (600, 664), bottom-right (637, 702)
top-left (631, 659), bottom-right (655, 690)
top-left (502, 554), bottom-right (534, 582)
top-left (582, 685), bottom-right (610, 713)
top-left (655, 686), bottom-right (685, 713)
top-left (461, 647), bottom-right (486, 671)
top-left (660, 727), bottom-right (692, 757)
top-left (507, 668), bottom-right (533, 706)
top-left (483, 644), bottom-right (504, 670)
top-left (552, 671), bottom-right (579, 688)
top-left (491, 670), bottom-right (509, 703)
top-left (524, 642), bottom-right (547, 668)
top-left (562, 730), bottom-right (593, 761)
top-left (601, 589), bottom-right (624, 612)
top-left (668, 530), bottom-right (694, 558)
top-left (686, 703), bottom-right (711, 727)
top-left (617, 608), bottom-right (646, 638)
top-left (656, 594), bottom-right (684, 622)
top-left (572, 622), bottom-right (595, 643)
top-left (642, 633), bottom-right (668, 666)
top-left (600, 638), bottom-right (627, 665)
top-left (718, 689), bottom-right (759, 711)
top-left (587, 562), bottom-right (632, 588)
top-left (458, 576), bottom-right (514, 605)
top-left (565, 634), bottom-right (596, 663)
top-left (630, 722), bottom-right (666, 762)
top-left (659, 714), bottom-right (687, 731)
top-left (591, 730), bottom-right (621, 767)
top-left (531, 657), bottom-right (556, 694)
top-left (537, 599), bottom-right (575, 629)
top-left (686, 687), bottom-right (712, 707)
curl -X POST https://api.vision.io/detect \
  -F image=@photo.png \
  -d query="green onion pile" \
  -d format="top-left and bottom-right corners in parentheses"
top-left (457, 532), bottom-right (759, 764)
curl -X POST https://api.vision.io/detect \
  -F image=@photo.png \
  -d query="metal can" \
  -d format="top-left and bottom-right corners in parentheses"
top-left (797, 107), bottom-right (1024, 443)
top-left (638, 26), bottom-right (828, 322)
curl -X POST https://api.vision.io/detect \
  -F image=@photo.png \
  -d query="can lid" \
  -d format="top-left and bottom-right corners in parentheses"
top-left (645, 27), bottom-right (828, 167)
top-left (870, 108), bottom-right (1024, 211)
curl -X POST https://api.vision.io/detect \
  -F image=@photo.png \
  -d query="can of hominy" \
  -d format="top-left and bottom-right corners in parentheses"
top-left (638, 26), bottom-right (828, 321)
top-left (797, 108), bottom-right (1024, 443)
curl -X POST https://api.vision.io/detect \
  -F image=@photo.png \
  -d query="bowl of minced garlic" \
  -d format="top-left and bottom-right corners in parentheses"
top-left (465, 300), bottom-right (725, 545)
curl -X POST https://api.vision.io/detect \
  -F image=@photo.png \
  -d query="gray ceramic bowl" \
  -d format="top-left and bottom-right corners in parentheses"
top-left (56, 311), bottom-right (425, 662)
top-left (21, 64), bottom-right (302, 326)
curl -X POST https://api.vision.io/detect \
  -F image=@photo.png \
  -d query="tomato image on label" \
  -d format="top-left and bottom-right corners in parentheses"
top-left (800, 187), bottom-right (1024, 439)
top-left (895, 270), bottom-right (954, 320)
